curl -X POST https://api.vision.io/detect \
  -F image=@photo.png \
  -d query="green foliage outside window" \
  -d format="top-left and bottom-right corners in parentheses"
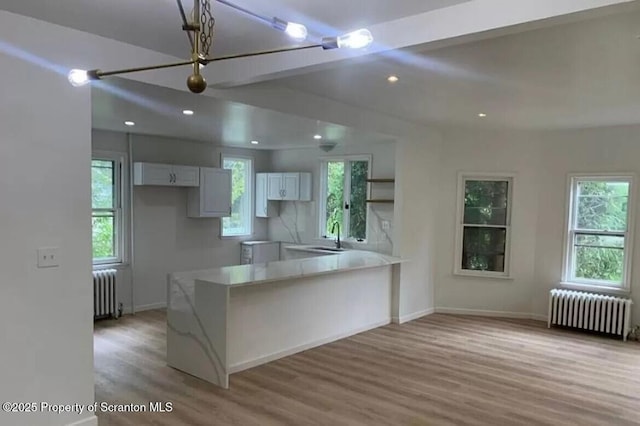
top-left (324, 160), bottom-right (368, 240)
top-left (573, 181), bottom-right (629, 283)
top-left (462, 180), bottom-right (509, 272)
top-left (223, 158), bottom-right (250, 235)
top-left (92, 160), bottom-right (116, 260)
top-left (348, 161), bottom-right (368, 240)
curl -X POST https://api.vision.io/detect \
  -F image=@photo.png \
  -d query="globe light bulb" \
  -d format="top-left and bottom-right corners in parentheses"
top-left (337, 29), bottom-right (373, 49)
top-left (285, 22), bottom-right (308, 42)
top-left (68, 69), bottom-right (90, 87)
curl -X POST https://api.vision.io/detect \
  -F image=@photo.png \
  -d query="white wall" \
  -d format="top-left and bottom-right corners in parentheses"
top-left (0, 12), bottom-right (95, 426)
top-left (433, 125), bottom-right (640, 327)
top-left (392, 135), bottom-right (444, 322)
top-left (268, 141), bottom-right (396, 254)
top-left (435, 128), bottom-right (542, 317)
top-left (534, 125), bottom-right (640, 324)
top-left (92, 130), bottom-right (271, 311)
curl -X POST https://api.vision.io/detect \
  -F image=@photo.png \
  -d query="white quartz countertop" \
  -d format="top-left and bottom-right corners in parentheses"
top-left (175, 250), bottom-right (404, 288)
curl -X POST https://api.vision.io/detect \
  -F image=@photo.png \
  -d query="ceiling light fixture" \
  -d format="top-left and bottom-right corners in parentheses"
top-left (251, 140), bottom-right (259, 145)
top-left (314, 134), bottom-right (323, 140)
top-left (183, 109), bottom-right (195, 115)
top-left (478, 113), bottom-right (487, 118)
top-left (124, 121), bottom-right (136, 126)
top-left (67, 0), bottom-right (374, 94)
top-left (387, 75), bottom-right (399, 83)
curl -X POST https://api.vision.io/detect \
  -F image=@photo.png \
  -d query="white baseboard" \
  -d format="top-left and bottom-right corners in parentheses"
top-left (392, 308), bottom-right (435, 324)
top-left (122, 302), bottom-right (166, 315)
top-left (435, 307), bottom-right (547, 322)
top-left (66, 415), bottom-right (98, 426)
top-left (229, 318), bottom-right (391, 373)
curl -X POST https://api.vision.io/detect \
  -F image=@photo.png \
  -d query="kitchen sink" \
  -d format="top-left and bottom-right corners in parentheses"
top-left (308, 246), bottom-right (346, 252)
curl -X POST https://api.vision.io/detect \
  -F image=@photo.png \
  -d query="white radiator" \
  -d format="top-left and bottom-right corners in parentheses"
top-left (548, 289), bottom-right (633, 341)
top-left (93, 269), bottom-right (120, 319)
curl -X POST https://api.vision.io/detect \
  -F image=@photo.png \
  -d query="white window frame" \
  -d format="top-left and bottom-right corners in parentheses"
top-left (454, 172), bottom-right (514, 279)
top-left (221, 154), bottom-right (254, 237)
top-left (92, 151), bottom-right (126, 266)
top-left (318, 155), bottom-right (372, 243)
top-left (561, 174), bottom-right (635, 293)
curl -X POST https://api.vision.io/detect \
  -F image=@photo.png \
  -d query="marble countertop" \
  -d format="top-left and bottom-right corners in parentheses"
top-left (174, 250), bottom-right (405, 288)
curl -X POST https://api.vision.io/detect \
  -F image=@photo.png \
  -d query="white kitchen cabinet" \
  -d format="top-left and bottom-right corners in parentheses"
top-left (133, 162), bottom-right (199, 187)
top-left (266, 173), bottom-right (311, 201)
top-left (187, 167), bottom-right (232, 218)
top-left (256, 173), bottom-right (279, 218)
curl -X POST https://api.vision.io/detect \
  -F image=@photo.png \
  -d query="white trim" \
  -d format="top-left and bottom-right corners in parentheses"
top-left (228, 318), bottom-right (390, 373)
top-left (122, 302), bottom-right (166, 315)
top-left (392, 308), bottom-right (435, 324)
top-left (435, 307), bottom-right (547, 322)
top-left (561, 173), bottom-right (636, 291)
top-left (558, 281), bottom-right (631, 296)
top-left (454, 172), bottom-right (515, 278)
top-left (66, 415), bottom-right (98, 426)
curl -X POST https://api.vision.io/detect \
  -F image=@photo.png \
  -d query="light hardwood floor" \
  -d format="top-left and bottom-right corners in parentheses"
top-left (94, 310), bottom-right (640, 426)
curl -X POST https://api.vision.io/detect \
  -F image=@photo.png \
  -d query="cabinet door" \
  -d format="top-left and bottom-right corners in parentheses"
top-left (256, 173), bottom-right (279, 217)
top-left (281, 173), bottom-right (300, 200)
top-left (134, 163), bottom-right (172, 186)
top-left (187, 168), bottom-right (231, 217)
top-left (267, 174), bottom-right (284, 200)
top-left (172, 166), bottom-right (200, 187)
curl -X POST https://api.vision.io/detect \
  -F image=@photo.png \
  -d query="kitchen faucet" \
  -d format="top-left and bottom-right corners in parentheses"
top-left (331, 221), bottom-right (341, 249)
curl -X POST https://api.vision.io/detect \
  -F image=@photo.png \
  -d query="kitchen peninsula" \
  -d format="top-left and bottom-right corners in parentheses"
top-left (167, 250), bottom-right (404, 388)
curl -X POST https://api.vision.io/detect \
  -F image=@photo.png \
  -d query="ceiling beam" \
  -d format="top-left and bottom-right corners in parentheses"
top-left (202, 0), bottom-right (639, 88)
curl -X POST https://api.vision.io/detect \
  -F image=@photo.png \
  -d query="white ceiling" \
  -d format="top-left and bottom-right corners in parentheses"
top-left (265, 8), bottom-right (640, 130)
top-left (0, 0), bottom-right (467, 58)
top-left (92, 77), bottom-right (393, 149)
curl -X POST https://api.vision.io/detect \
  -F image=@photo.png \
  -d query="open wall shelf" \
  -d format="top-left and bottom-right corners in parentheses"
top-left (367, 178), bottom-right (395, 203)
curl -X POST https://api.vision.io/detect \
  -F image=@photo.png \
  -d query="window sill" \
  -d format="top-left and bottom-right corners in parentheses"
top-left (93, 263), bottom-right (129, 270)
top-left (220, 233), bottom-right (255, 240)
top-left (558, 282), bottom-right (630, 296)
top-left (453, 270), bottom-right (514, 280)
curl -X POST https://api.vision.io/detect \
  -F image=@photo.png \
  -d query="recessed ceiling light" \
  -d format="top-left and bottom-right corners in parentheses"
top-left (478, 113), bottom-right (487, 118)
top-left (183, 109), bottom-right (194, 116)
top-left (387, 75), bottom-right (399, 83)
top-left (124, 121), bottom-right (135, 126)
top-left (251, 140), bottom-right (259, 145)
top-left (314, 134), bottom-right (323, 140)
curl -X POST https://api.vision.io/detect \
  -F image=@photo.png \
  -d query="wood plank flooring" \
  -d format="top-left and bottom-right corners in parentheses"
top-left (94, 310), bottom-right (640, 426)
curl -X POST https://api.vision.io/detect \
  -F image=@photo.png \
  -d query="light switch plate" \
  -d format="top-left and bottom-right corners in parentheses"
top-left (381, 220), bottom-right (391, 231)
top-left (37, 247), bottom-right (59, 268)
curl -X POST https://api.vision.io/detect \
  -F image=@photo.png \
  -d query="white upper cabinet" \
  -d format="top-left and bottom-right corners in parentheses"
top-left (266, 173), bottom-right (311, 201)
top-left (256, 173), bottom-right (279, 218)
top-left (187, 168), bottom-right (232, 218)
top-left (134, 162), bottom-right (199, 187)
top-left (267, 174), bottom-right (283, 200)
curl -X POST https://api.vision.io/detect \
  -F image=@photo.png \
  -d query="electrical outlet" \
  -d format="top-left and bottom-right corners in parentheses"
top-left (381, 220), bottom-right (391, 231)
top-left (37, 247), bottom-right (60, 268)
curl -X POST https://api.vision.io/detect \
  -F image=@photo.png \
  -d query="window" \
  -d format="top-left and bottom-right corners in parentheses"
top-left (319, 156), bottom-right (370, 241)
top-left (563, 175), bottom-right (634, 290)
top-left (222, 155), bottom-right (253, 237)
top-left (92, 153), bottom-right (124, 265)
top-left (455, 174), bottom-right (513, 277)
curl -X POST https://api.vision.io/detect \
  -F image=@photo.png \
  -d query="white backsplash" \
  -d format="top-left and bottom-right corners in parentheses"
top-left (268, 201), bottom-right (394, 255)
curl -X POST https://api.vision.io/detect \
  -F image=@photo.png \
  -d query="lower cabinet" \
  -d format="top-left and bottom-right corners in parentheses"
top-left (187, 167), bottom-right (232, 218)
